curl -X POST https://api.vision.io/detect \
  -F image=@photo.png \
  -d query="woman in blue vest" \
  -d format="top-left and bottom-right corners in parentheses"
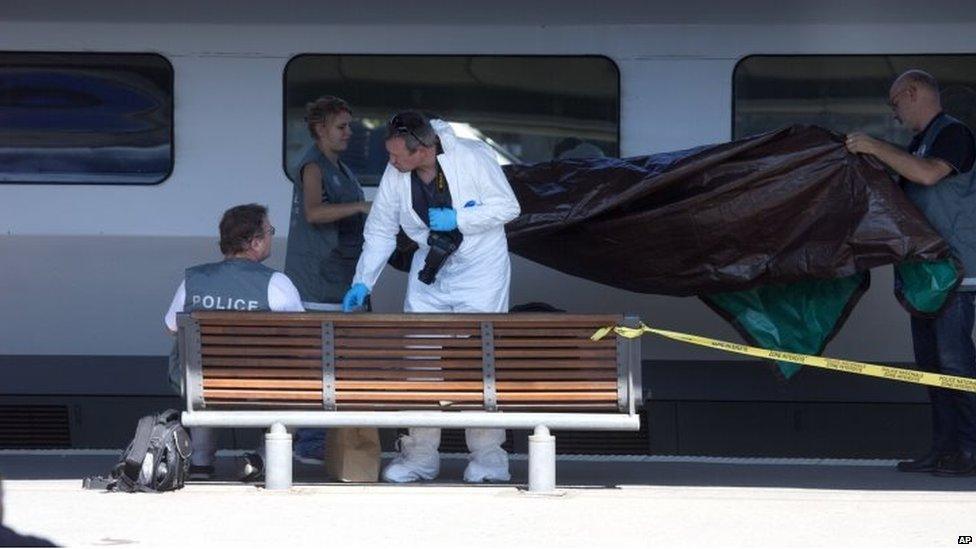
top-left (285, 96), bottom-right (371, 308)
top-left (284, 96), bottom-right (371, 462)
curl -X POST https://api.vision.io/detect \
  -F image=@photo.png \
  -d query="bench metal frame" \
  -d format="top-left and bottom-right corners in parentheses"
top-left (178, 312), bottom-right (643, 492)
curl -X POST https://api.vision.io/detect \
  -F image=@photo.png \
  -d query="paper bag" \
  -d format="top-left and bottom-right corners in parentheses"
top-left (325, 427), bottom-right (381, 482)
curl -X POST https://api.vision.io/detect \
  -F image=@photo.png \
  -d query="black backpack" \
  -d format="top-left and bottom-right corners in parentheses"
top-left (83, 409), bottom-right (191, 492)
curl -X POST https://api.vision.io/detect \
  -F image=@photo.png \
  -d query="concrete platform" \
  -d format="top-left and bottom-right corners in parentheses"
top-left (1, 452), bottom-right (975, 547)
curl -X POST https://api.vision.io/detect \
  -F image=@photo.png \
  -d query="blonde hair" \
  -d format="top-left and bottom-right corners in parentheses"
top-left (305, 96), bottom-right (352, 139)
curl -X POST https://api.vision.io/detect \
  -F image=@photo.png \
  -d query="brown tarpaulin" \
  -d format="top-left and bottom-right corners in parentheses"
top-left (503, 125), bottom-right (952, 296)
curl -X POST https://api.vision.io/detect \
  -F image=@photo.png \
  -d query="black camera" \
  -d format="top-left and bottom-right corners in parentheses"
top-left (418, 229), bottom-right (463, 285)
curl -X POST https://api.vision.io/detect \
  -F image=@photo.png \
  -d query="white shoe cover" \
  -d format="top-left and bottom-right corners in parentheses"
top-left (463, 428), bottom-right (510, 483)
top-left (382, 428), bottom-right (440, 483)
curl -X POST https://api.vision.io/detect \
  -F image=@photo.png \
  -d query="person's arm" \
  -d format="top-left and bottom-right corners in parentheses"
top-left (268, 273), bottom-right (306, 312)
top-left (846, 133), bottom-right (953, 186)
top-left (163, 280), bottom-right (186, 335)
top-left (300, 163), bottom-right (371, 223)
top-left (454, 145), bottom-right (521, 235)
top-left (353, 164), bottom-right (402, 290)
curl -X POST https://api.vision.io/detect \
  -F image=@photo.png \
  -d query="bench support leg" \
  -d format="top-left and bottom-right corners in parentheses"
top-left (264, 423), bottom-right (292, 490)
top-left (528, 425), bottom-right (556, 493)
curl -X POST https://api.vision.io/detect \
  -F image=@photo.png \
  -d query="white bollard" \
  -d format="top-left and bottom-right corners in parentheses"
top-left (264, 423), bottom-right (292, 490)
top-left (528, 425), bottom-right (556, 493)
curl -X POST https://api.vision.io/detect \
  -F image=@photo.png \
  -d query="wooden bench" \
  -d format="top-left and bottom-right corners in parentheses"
top-left (178, 311), bottom-right (644, 491)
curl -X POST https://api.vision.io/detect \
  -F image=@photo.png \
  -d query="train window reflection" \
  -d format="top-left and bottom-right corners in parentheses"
top-left (283, 55), bottom-right (619, 186)
top-left (0, 52), bottom-right (173, 185)
top-left (734, 55), bottom-right (976, 147)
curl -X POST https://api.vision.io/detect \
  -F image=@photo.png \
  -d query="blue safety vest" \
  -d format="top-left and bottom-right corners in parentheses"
top-left (903, 113), bottom-right (976, 289)
top-left (284, 146), bottom-right (365, 303)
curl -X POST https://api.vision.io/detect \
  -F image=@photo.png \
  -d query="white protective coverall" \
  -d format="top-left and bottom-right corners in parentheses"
top-left (353, 119), bottom-right (521, 482)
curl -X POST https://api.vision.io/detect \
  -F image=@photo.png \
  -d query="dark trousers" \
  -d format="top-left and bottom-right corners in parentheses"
top-left (910, 291), bottom-right (976, 453)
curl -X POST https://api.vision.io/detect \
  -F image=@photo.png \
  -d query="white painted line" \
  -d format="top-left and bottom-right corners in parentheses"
top-left (0, 449), bottom-right (899, 466)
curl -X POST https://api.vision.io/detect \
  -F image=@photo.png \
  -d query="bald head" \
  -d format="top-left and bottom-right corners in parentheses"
top-left (889, 69), bottom-right (943, 131)
top-left (893, 70), bottom-right (940, 95)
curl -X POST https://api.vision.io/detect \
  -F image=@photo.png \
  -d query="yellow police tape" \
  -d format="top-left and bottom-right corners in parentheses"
top-left (591, 323), bottom-right (976, 393)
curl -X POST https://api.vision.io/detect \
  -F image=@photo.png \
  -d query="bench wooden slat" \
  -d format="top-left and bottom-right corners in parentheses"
top-left (333, 337), bottom-right (615, 349)
top-left (483, 321), bottom-right (616, 328)
top-left (494, 369), bottom-right (617, 380)
top-left (200, 401), bottom-right (618, 411)
top-left (204, 367), bottom-right (491, 381)
top-left (333, 348), bottom-right (615, 359)
top-left (196, 317), bottom-right (322, 327)
top-left (335, 323), bottom-right (481, 330)
top-left (202, 336), bottom-right (322, 346)
top-left (339, 392), bottom-right (484, 402)
top-left (491, 338), bottom-right (614, 348)
top-left (198, 320), bottom-right (606, 329)
top-left (206, 379), bottom-right (322, 389)
top-left (204, 379), bottom-right (617, 391)
top-left (495, 349), bottom-right (616, 359)
top-left (337, 369), bottom-right (485, 380)
top-left (499, 381), bottom-right (616, 390)
top-left (325, 404), bottom-right (485, 411)
top-left (203, 357), bottom-right (321, 367)
top-left (206, 359), bottom-right (503, 370)
top-left (202, 365), bottom-right (616, 378)
top-left (204, 368), bottom-right (319, 379)
top-left (336, 328), bottom-right (482, 337)
top-left (205, 379), bottom-right (482, 391)
top-left (336, 359), bottom-right (483, 369)
top-left (201, 326), bottom-right (322, 336)
top-left (495, 404), bottom-right (618, 410)
top-left (202, 346), bottom-right (322, 357)
top-left (204, 390), bottom-right (616, 403)
top-left (335, 349), bottom-right (484, 358)
top-left (205, 389), bottom-right (489, 402)
top-left (494, 359), bottom-right (615, 369)
top-left (496, 392), bottom-right (618, 402)
top-left (494, 328), bottom-right (611, 338)
top-left (335, 338), bottom-right (483, 348)
top-left (204, 389), bottom-right (322, 400)
top-left (201, 401), bottom-right (329, 410)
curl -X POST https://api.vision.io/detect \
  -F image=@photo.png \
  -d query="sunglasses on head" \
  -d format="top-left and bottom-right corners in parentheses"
top-left (389, 114), bottom-right (430, 148)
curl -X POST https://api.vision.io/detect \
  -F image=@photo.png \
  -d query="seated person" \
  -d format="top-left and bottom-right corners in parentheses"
top-left (163, 204), bottom-right (304, 480)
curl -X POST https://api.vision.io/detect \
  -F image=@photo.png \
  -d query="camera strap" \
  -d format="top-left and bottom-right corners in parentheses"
top-left (430, 165), bottom-right (452, 209)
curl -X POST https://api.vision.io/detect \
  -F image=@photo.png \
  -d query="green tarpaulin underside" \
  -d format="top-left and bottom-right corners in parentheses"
top-left (702, 259), bottom-right (959, 378)
top-left (896, 260), bottom-right (960, 315)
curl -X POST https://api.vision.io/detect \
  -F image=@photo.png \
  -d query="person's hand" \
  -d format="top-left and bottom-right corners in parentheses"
top-left (428, 208), bottom-right (458, 231)
top-left (360, 201), bottom-right (372, 215)
top-left (342, 283), bottom-right (369, 312)
top-left (846, 132), bottom-right (880, 156)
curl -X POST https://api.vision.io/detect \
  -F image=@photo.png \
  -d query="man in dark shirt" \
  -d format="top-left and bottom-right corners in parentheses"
top-left (847, 69), bottom-right (976, 476)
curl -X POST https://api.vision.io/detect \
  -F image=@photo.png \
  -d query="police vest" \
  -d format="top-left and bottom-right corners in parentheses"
top-left (903, 113), bottom-right (976, 289)
top-left (284, 146), bottom-right (365, 303)
top-left (184, 259), bottom-right (273, 312)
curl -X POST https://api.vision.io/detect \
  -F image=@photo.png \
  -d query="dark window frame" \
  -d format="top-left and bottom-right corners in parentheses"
top-left (281, 53), bottom-right (621, 186)
top-left (731, 53), bottom-right (976, 141)
top-left (0, 50), bottom-right (175, 186)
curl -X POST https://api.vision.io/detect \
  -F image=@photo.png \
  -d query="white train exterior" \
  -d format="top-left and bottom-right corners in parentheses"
top-left (2, 0), bottom-right (974, 454)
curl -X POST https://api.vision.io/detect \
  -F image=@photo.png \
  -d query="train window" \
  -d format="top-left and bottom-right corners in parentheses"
top-left (283, 55), bottom-right (619, 186)
top-left (0, 52), bottom-right (173, 185)
top-left (734, 55), bottom-right (976, 146)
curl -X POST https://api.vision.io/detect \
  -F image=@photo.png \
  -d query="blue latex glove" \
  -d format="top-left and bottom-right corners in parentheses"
top-left (342, 283), bottom-right (369, 312)
top-left (428, 208), bottom-right (458, 231)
